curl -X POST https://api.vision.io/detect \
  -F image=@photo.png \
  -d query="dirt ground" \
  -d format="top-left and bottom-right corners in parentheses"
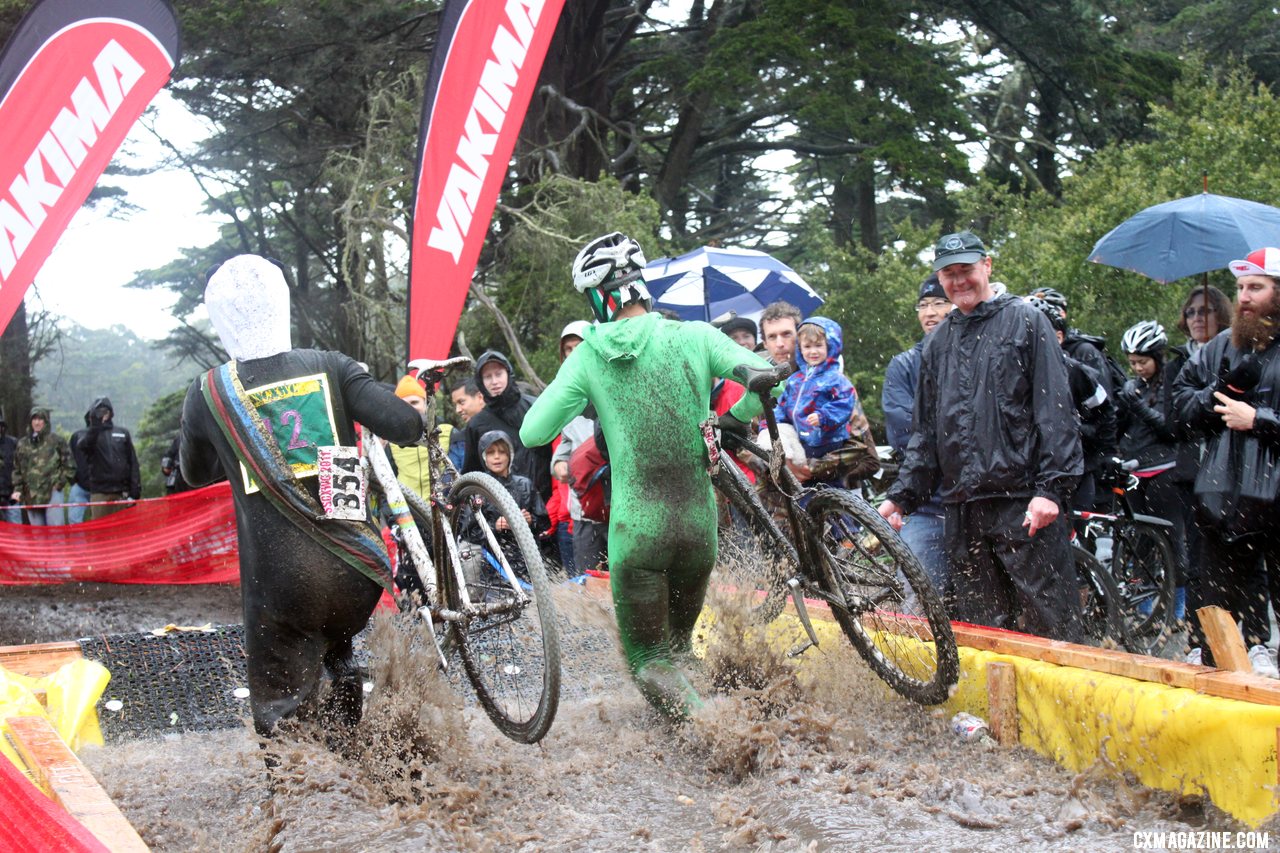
top-left (0, 582), bottom-right (242, 646)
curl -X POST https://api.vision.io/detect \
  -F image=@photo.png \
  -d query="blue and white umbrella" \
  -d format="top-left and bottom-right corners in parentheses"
top-left (642, 246), bottom-right (824, 323)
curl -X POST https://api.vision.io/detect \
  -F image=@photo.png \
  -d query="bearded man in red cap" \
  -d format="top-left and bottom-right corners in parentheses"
top-left (1173, 247), bottom-right (1280, 677)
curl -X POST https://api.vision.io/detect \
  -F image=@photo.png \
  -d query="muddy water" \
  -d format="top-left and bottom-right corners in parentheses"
top-left (68, 580), bottom-right (1277, 852)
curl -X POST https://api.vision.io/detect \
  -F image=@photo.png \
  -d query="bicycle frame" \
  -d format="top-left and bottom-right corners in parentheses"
top-left (359, 365), bottom-right (529, 669)
top-left (718, 390), bottom-right (840, 654)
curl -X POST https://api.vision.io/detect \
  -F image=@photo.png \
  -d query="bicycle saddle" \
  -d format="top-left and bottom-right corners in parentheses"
top-left (407, 356), bottom-right (473, 378)
top-left (733, 362), bottom-right (793, 393)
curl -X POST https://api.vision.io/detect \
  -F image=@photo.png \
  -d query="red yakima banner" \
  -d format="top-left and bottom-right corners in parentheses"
top-left (0, 483), bottom-right (238, 585)
top-left (407, 0), bottom-right (566, 360)
top-left (0, 0), bottom-right (181, 335)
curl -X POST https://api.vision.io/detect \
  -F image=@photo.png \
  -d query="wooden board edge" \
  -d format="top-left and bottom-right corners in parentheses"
top-left (6, 716), bottom-right (149, 852)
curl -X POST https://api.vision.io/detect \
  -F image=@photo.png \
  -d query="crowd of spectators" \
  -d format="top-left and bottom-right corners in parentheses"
top-left (0, 399), bottom-right (142, 525)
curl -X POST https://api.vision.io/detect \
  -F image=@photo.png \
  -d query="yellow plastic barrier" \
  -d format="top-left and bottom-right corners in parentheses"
top-left (0, 660), bottom-right (110, 784)
top-left (943, 645), bottom-right (1280, 826)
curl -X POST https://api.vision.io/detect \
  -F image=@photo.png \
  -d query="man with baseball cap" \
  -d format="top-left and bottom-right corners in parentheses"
top-left (1172, 247), bottom-right (1280, 676)
top-left (880, 231), bottom-right (1084, 642)
top-left (881, 273), bottom-right (952, 599)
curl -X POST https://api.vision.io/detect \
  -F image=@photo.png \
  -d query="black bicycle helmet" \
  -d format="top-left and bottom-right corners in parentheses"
top-left (1027, 287), bottom-right (1068, 316)
top-left (1024, 295), bottom-right (1067, 333)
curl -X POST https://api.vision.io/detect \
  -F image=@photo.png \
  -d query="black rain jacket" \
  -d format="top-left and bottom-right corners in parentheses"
top-left (83, 397), bottom-right (141, 498)
top-left (1172, 330), bottom-right (1280, 538)
top-left (888, 294), bottom-right (1083, 513)
top-left (462, 351), bottom-right (552, 500)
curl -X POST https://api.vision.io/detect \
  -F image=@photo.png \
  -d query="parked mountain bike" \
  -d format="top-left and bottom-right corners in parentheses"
top-left (1071, 538), bottom-right (1126, 647)
top-left (711, 364), bottom-right (959, 705)
top-left (1072, 460), bottom-right (1178, 656)
top-left (355, 356), bottom-right (560, 743)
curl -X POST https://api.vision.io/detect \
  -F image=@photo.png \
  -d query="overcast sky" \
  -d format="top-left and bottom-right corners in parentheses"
top-left (27, 91), bottom-right (220, 341)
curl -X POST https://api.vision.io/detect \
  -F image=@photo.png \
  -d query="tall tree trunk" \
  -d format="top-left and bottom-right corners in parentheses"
top-left (855, 168), bottom-right (879, 253)
top-left (0, 304), bottom-right (34, 428)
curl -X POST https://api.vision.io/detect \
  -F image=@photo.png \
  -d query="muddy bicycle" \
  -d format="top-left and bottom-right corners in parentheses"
top-left (711, 365), bottom-right (960, 705)
top-left (355, 356), bottom-right (560, 743)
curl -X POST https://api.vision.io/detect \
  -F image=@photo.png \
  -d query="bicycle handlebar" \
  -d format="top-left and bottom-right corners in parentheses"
top-left (732, 362), bottom-right (792, 394)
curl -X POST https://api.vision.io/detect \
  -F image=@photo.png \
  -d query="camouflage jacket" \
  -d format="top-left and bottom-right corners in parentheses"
top-left (12, 408), bottom-right (75, 504)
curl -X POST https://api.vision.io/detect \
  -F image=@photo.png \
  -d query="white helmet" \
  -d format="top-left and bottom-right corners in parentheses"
top-left (572, 232), bottom-right (647, 292)
top-left (560, 320), bottom-right (592, 341)
top-left (573, 232), bottom-right (652, 322)
top-left (1121, 320), bottom-right (1167, 356)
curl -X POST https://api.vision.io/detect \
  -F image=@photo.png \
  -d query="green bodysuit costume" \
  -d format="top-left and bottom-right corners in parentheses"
top-left (521, 311), bottom-right (770, 717)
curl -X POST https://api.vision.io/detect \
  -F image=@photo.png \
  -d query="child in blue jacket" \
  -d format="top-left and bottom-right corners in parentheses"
top-left (775, 317), bottom-right (860, 478)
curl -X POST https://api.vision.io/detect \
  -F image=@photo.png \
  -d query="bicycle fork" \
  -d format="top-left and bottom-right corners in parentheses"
top-left (786, 577), bottom-right (822, 657)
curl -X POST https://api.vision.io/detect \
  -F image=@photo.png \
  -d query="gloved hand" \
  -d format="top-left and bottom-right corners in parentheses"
top-left (1119, 378), bottom-right (1143, 407)
top-left (1217, 354), bottom-right (1261, 400)
top-left (717, 412), bottom-right (750, 436)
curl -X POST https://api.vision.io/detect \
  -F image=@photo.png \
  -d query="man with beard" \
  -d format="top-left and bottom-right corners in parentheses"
top-left (1173, 248), bottom-right (1280, 677)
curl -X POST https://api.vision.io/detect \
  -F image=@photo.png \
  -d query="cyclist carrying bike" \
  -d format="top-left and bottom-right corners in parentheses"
top-left (520, 232), bottom-right (776, 720)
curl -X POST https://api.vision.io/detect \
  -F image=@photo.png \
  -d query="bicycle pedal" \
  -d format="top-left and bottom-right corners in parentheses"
top-left (786, 640), bottom-right (816, 658)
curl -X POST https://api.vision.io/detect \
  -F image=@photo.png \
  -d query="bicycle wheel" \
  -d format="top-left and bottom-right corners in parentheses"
top-left (445, 472), bottom-right (561, 743)
top-left (804, 489), bottom-right (959, 705)
top-left (712, 457), bottom-right (798, 624)
top-left (1111, 521), bottom-right (1177, 655)
top-left (1073, 545), bottom-right (1124, 648)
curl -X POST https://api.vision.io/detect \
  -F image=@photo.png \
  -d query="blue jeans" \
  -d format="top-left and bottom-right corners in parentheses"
top-left (1, 503), bottom-right (19, 523)
top-left (899, 511), bottom-right (949, 607)
top-left (555, 521), bottom-right (576, 574)
top-left (25, 489), bottom-right (66, 525)
top-left (68, 484), bottom-right (90, 524)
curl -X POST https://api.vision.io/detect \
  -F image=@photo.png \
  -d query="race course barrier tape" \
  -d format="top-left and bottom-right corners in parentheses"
top-left (0, 482), bottom-right (238, 584)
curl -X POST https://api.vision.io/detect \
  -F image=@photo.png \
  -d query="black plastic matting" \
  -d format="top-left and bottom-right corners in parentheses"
top-left (77, 609), bottom-right (624, 742)
top-left (79, 625), bottom-right (251, 741)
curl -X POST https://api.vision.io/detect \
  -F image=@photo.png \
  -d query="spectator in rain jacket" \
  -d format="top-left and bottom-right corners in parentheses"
top-left (881, 231), bottom-right (1084, 643)
top-left (462, 350), bottom-right (552, 501)
top-left (10, 407), bottom-right (74, 525)
top-left (1173, 248), bottom-right (1280, 674)
top-left (459, 429), bottom-right (548, 581)
top-left (82, 396), bottom-right (141, 520)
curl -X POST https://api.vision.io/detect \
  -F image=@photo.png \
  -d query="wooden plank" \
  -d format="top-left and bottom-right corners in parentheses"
top-left (950, 622), bottom-right (1207, 690)
top-left (0, 641), bottom-right (82, 678)
top-left (1191, 670), bottom-right (1280, 707)
top-left (1197, 606), bottom-right (1252, 673)
top-left (6, 716), bottom-right (149, 852)
top-left (986, 661), bottom-right (1019, 746)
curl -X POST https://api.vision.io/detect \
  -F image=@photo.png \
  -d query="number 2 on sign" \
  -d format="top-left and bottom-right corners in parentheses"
top-left (280, 410), bottom-right (309, 450)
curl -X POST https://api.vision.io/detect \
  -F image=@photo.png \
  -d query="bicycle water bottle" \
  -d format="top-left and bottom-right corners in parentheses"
top-left (1095, 535), bottom-right (1113, 564)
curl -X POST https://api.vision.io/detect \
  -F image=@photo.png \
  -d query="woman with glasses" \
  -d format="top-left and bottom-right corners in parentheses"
top-left (1169, 285), bottom-right (1234, 660)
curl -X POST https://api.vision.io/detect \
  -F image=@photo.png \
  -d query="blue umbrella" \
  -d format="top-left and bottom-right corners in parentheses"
top-left (1088, 192), bottom-right (1280, 283)
top-left (642, 246), bottom-right (824, 323)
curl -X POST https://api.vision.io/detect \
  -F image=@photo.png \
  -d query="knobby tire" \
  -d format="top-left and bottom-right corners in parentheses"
top-left (1073, 545), bottom-right (1125, 648)
top-left (712, 457), bottom-right (797, 624)
top-left (444, 472), bottom-right (561, 743)
top-left (1111, 521), bottom-right (1177, 656)
top-left (805, 489), bottom-right (959, 706)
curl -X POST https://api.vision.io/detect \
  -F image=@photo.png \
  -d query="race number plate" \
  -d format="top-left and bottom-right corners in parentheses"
top-left (700, 416), bottom-right (721, 476)
top-left (317, 446), bottom-right (366, 520)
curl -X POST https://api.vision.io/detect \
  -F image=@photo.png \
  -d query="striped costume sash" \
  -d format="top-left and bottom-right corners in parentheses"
top-left (201, 361), bottom-right (392, 592)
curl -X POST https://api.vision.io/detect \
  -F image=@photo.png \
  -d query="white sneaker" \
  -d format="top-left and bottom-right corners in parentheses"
top-left (1185, 647), bottom-right (1202, 666)
top-left (1249, 645), bottom-right (1279, 679)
